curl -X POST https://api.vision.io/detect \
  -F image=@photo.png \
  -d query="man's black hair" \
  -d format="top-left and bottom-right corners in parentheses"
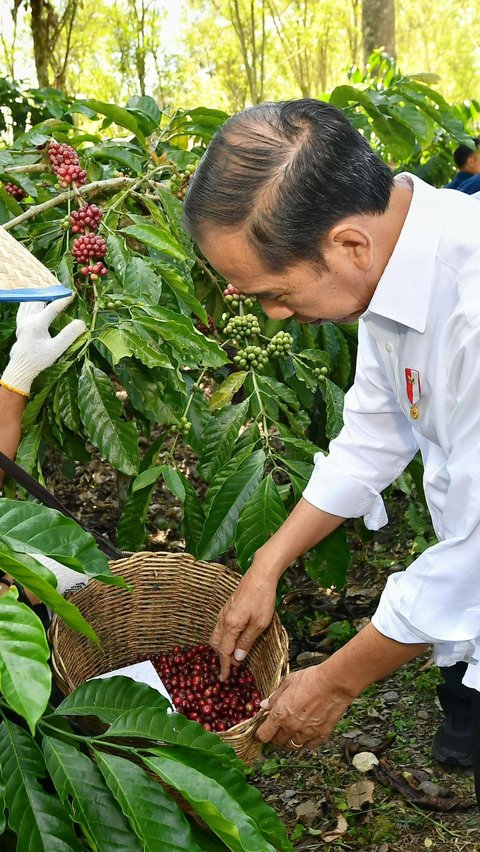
top-left (183, 99), bottom-right (394, 272)
top-left (453, 138), bottom-right (480, 169)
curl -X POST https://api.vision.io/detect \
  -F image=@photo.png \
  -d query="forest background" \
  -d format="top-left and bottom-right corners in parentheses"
top-left (2, 0), bottom-right (480, 118)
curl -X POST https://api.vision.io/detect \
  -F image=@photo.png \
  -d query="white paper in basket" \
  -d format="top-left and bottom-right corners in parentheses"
top-left (90, 661), bottom-right (174, 711)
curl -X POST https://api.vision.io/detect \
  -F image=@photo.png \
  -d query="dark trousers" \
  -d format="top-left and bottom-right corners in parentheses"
top-left (474, 688), bottom-right (480, 809)
top-left (439, 662), bottom-right (479, 809)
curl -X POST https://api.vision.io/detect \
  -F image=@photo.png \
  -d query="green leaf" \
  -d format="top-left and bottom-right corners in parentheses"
top-left (0, 590), bottom-right (51, 732)
top-left (53, 676), bottom-right (171, 725)
top-left (132, 305), bottom-right (227, 368)
top-left (197, 450), bottom-right (265, 560)
top-left (319, 378), bottom-right (344, 440)
top-left (55, 371), bottom-right (80, 431)
top-left (0, 719), bottom-right (83, 851)
top-left (0, 497), bottom-right (116, 581)
top-left (75, 99), bottom-right (146, 146)
top-left (305, 526), bottom-right (351, 589)
top-left (209, 372), bottom-right (248, 411)
top-left (236, 475), bottom-right (287, 571)
top-left (120, 323), bottom-right (173, 368)
top-left (94, 751), bottom-right (203, 852)
top-left (143, 748), bottom-right (292, 852)
top-left (23, 362), bottom-right (71, 429)
top-left (276, 426), bottom-right (320, 461)
top-left (121, 223), bottom-right (187, 262)
top-left (131, 465), bottom-right (165, 493)
top-left (126, 95), bottom-right (162, 132)
top-left (297, 349), bottom-right (330, 366)
top-left (255, 374), bottom-right (300, 411)
top-left (159, 263), bottom-right (208, 323)
top-left (202, 446), bottom-right (256, 516)
top-left (280, 458), bottom-right (314, 481)
top-left (78, 362), bottom-right (140, 475)
top-left (97, 326), bottom-right (132, 365)
top-left (131, 463), bottom-right (185, 501)
top-left (14, 423), bottom-right (42, 476)
top-left (43, 737), bottom-right (141, 850)
top-left (162, 464), bottom-right (186, 501)
top-left (101, 707), bottom-right (241, 767)
top-left (0, 763), bottom-right (5, 834)
top-left (106, 233), bottom-right (130, 279)
top-left (117, 361), bottom-right (177, 423)
top-left (290, 358), bottom-right (318, 392)
top-left (90, 143), bottom-right (145, 175)
top-left (124, 255), bottom-right (162, 303)
top-left (115, 486), bottom-right (153, 551)
top-left (0, 549), bottom-right (98, 643)
top-left (177, 472), bottom-right (206, 555)
top-left (197, 401), bottom-right (249, 484)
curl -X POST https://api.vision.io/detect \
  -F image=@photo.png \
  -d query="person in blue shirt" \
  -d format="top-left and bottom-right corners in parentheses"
top-left (445, 138), bottom-right (480, 194)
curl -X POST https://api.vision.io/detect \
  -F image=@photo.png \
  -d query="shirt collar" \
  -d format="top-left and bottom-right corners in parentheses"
top-left (363, 172), bottom-right (442, 333)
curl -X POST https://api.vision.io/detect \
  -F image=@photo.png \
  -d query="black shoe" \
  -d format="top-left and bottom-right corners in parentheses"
top-left (432, 714), bottom-right (474, 767)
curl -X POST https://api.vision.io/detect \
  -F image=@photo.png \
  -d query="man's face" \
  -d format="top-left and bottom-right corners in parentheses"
top-left (198, 227), bottom-right (376, 325)
top-left (465, 149), bottom-right (480, 174)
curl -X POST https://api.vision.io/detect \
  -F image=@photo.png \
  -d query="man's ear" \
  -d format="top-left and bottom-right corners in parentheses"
top-left (327, 223), bottom-right (373, 271)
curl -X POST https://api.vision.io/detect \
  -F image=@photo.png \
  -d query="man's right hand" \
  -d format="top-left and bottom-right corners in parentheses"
top-left (210, 561), bottom-right (278, 680)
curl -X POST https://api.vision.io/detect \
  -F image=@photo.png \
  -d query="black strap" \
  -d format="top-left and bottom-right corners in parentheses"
top-left (0, 450), bottom-right (124, 560)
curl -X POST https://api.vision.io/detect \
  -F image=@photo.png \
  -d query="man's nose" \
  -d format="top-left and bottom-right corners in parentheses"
top-left (259, 299), bottom-right (294, 320)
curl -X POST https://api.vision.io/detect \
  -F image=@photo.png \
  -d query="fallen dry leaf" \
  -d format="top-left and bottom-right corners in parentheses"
top-left (322, 813), bottom-right (348, 843)
top-left (346, 779), bottom-right (375, 809)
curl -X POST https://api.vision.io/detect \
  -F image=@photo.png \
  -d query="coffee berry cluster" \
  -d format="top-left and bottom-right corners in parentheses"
top-left (266, 331), bottom-right (293, 358)
top-left (47, 139), bottom-right (87, 187)
top-left (233, 345), bottom-right (269, 371)
top-left (223, 283), bottom-right (254, 310)
top-left (170, 162), bottom-right (197, 200)
top-left (315, 366), bottom-right (329, 381)
top-left (72, 234), bottom-right (108, 279)
top-left (138, 644), bottom-right (262, 731)
top-left (170, 416), bottom-right (192, 437)
top-left (70, 204), bottom-right (103, 234)
top-left (4, 182), bottom-right (27, 201)
top-left (224, 313), bottom-right (261, 340)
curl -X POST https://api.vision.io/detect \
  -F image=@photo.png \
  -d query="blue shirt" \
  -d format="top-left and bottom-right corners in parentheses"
top-left (445, 171), bottom-right (480, 194)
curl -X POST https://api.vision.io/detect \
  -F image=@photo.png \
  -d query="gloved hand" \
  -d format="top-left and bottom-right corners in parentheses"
top-left (1, 297), bottom-right (86, 394)
top-left (32, 553), bottom-right (88, 596)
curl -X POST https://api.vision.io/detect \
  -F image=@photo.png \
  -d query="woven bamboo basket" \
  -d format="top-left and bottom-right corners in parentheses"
top-left (50, 552), bottom-right (289, 764)
top-left (0, 226), bottom-right (71, 300)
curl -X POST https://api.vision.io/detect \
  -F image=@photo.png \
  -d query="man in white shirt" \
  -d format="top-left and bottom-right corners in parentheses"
top-left (183, 99), bottom-right (480, 808)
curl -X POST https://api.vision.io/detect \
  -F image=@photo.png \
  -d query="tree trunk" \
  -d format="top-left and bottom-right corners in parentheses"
top-left (30, 0), bottom-right (55, 86)
top-left (362, 0), bottom-right (395, 63)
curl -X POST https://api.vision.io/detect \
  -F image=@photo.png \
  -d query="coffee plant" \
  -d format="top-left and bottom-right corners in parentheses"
top-left (0, 79), bottom-right (473, 591)
top-left (0, 501), bottom-right (291, 850)
top-left (0, 71), bottom-right (474, 850)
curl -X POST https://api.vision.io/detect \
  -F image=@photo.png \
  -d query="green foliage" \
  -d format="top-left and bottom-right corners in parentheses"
top-left (0, 75), bottom-right (470, 587)
top-left (0, 673), bottom-right (292, 850)
top-left (0, 69), bottom-right (473, 851)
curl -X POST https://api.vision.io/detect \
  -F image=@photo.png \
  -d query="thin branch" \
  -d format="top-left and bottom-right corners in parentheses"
top-left (4, 163), bottom-right (46, 175)
top-left (2, 177), bottom-right (135, 230)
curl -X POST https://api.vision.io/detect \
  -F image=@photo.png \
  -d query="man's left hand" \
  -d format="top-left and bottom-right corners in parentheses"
top-left (255, 664), bottom-right (352, 750)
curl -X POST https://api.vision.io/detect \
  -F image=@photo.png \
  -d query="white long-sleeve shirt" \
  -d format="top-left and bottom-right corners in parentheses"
top-left (303, 173), bottom-right (480, 690)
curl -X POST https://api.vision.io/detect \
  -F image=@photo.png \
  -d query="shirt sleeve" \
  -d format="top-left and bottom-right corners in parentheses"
top-left (372, 322), bottom-right (480, 684)
top-left (303, 320), bottom-right (419, 529)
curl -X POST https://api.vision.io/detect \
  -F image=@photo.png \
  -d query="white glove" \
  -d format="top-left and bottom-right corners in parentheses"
top-left (1, 297), bottom-right (86, 394)
top-left (32, 553), bottom-right (88, 596)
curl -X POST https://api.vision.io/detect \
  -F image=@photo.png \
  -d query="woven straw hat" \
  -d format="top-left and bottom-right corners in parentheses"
top-left (0, 226), bottom-right (71, 302)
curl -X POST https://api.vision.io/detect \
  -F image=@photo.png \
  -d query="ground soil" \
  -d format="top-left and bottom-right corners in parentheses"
top-left (47, 449), bottom-right (480, 852)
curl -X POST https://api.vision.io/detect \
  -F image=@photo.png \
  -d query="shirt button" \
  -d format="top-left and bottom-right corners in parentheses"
top-left (385, 342), bottom-right (394, 353)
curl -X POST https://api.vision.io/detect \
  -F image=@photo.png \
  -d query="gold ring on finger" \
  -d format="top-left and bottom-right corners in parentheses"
top-left (288, 739), bottom-right (303, 750)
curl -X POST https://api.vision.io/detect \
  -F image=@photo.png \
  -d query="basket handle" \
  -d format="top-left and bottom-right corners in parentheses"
top-left (0, 450), bottom-right (124, 560)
